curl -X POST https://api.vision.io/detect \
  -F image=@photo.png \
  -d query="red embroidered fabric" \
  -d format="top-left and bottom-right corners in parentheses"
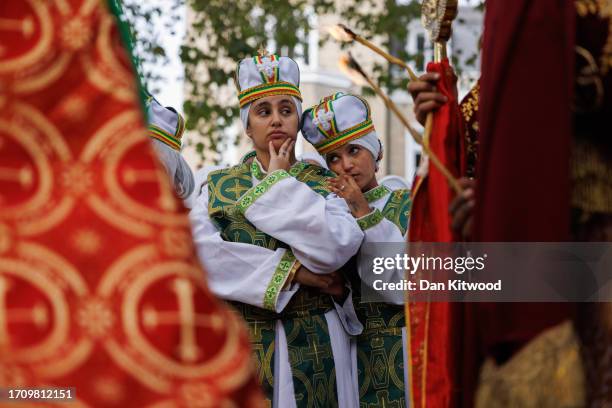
top-left (0, 2), bottom-right (263, 406)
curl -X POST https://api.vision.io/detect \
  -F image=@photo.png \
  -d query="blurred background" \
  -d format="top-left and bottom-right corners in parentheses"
top-left (121, 0), bottom-right (484, 184)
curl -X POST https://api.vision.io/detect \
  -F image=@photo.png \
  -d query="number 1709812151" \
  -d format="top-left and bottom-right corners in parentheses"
top-left (1, 387), bottom-right (75, 401)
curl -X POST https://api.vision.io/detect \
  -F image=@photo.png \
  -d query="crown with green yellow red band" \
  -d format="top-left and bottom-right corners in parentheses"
top-left (235, 51), bottom-right (302, 108)
top-left (238, 82), bottom-right (301, 108)
top-left (301, 92), bottom-right (376, 155)
top-left (313, 118), bottom-right (375, 154)
top-left (145, 96), bottom-right (185, 151)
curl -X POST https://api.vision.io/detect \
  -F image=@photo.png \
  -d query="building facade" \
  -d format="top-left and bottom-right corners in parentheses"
top-left (183, 3), bottom-right (482, 186)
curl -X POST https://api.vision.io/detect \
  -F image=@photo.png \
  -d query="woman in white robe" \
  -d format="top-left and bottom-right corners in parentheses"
top-left (190, 54), bottom-right (363, 407)
top-left (145, 95), bottom-right (195, 200)
top-left (302, 92), bottom-right (412, 407)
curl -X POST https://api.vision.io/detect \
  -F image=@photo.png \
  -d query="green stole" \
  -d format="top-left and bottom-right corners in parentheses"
top-left (208, 158), bottom-right (340, 407)
top-left (351, 185), bottom-right (412, 408)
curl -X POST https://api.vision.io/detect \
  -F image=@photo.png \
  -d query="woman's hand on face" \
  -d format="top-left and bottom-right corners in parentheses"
top-left (329, 174), bottom-right (371, 218)
top-left (407, 72), bottom-right (448, 126)
top-left (448, 178), bottom-right (476, 240)
top-left (267, 138), bottom-right (295, 173)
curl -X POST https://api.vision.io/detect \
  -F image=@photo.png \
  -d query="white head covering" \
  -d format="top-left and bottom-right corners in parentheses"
top-left (298, 151), bottom-right (328, 169)
top-left (301, 92), bottom-right (382, 167)
top-left (380, 175), bottom-right (411, 191)
top-left (235, 52), bottom-right (302, 129)
top-left (146, 96), bottom-right (195, 199)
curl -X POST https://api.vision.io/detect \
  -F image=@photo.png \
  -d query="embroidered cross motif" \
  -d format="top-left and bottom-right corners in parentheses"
top-left (256, 56), bottom-right (279, 80)
top-left (313, 108), bottom-right (334, 132)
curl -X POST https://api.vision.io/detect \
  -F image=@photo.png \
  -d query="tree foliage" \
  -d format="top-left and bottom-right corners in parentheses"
top-left (123, 0), bottom-right (484, 165)
top-left (183, 0), bottom-right (431, 163)
top-left (120, 0), bottom-right (184, 92)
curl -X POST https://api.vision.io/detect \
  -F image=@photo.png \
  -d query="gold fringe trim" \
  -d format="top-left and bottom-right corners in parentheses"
top-left (571, 140), bottom-right (612, 213)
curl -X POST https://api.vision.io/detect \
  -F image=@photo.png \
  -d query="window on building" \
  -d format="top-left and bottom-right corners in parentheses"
top-left (416, 34), bottom-right (425, 71)
top-left (262, 8), bottom-right (317, 69)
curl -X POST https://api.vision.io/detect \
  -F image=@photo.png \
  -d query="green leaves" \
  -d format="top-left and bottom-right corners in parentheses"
top-left (124, 0), bottom-right (484, 165)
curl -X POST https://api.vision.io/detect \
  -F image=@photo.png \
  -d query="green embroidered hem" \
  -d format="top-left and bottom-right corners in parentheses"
top-left (251, 159), bottom-right (308, 181)
top-left (263, 250), bottom-right (297, 311)
top-left (250, 160), bottom-right (265, 181)
top-left (237, 169), bottom-right (291, 213)
top-left (364, 185), bottom-right (390, 203)
top-left (357, 209), bottom-right (385, 231)
top-left (240, 150), bottom-right (257, 164)
top-left (229, 288), bottom-right (338, 406)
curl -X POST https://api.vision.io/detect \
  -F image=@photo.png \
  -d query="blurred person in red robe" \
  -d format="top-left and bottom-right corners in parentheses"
top-left (409, 0), bottom-right (611, 406)
top-left (0, 1), bottom-right (264, 406)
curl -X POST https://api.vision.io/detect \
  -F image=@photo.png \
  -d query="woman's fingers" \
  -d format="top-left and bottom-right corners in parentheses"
top-left (295, 267), bottom-right (332, 288)
top-left (328, 176), bottom-right (348, 187)
top-left (268, 140), bottom-right (277, 157)
top-left (280, 137), bottom-right (292, 153)
top-left (329, 186), bottom-right (345, 198)
top-left (307, 274), bottom-right (332, 289)
top-left (346, 175), bottom-right (360, 190)
top-left (320, 282), bottom-right (345, 297)
top-left (408, 80), bottom-right (436, 95)
top-left (328, 175), bottom-right (355, 196)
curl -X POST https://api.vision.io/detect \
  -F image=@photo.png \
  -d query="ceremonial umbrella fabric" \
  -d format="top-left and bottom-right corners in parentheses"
top-left (407, 58), bottom-right (463, 408)
top-left (0, 1), bottom-right (263, 406)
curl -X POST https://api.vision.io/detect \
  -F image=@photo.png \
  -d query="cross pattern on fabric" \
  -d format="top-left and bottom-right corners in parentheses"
top-left (313, 108), bottom-right (335, 132)
top-left (254, 54), bottom-right (280, 83)
top-left (312, 101), bottom-right (338, 139)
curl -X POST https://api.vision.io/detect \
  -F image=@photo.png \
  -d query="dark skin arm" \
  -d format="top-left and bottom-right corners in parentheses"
top-left (407, 72), bottom-right (448, 126)
top-left (293, 267), bottom-right (346, 299)
top-left (448, 178), bottom-right (476, 240)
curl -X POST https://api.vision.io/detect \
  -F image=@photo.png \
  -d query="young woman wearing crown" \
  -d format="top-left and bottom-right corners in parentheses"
top-left (191, 53), bottom-right (365, 407)
top-left (302, 92), bottom-right (412, 407)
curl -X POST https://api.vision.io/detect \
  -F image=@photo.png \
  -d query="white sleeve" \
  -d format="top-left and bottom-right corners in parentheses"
top-left (236, 170), bottom-right (363, 274)
top-left (360, 211), bottom-right (406, 244)
top-left (190, 190), bottom-right (299, 312)
top-left (356, 209), bottom-right (406, 305)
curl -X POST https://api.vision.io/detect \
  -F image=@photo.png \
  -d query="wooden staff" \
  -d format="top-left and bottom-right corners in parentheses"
top-left (329, 24), bottom-right (419, 81)
top-left (339, 53), bottom-right (461, 193)
top-left (421, 0), bottom-right (459, 183)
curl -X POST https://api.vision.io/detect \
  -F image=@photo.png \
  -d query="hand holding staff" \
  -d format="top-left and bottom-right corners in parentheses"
top-left (339, 53), bottom-right (462, 194)
top-left (328, 24), bottom-right (419, 82)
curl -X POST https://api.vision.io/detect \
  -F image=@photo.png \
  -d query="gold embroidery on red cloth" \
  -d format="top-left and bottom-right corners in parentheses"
top-left (80, 13), bottom-right (136, 103)
top-left (98, 245), bottom-right (253, 393)
top-left (82, 111), bottom-right (188, 237)
top-left (575, 0), bottom-right (612, 74)
top-left (0, 242), bottom-right (91, 378)
top-left (0, 103), bottom-right (74, 237)
top-left (2, 1), bottom-right (263, 404)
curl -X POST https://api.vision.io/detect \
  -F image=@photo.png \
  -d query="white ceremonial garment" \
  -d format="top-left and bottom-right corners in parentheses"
top-left (190, 162), bottom-right (364, 408)
top-left (351, 186), bottom-right (411, 407)
top-left (356, 188), bottom-right (407, 305)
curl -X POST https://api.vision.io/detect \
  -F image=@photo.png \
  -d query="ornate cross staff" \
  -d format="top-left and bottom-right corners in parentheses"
top-left (421, 0), bottom-right (459, 158)
top-left (421, 0), bottom-right (458, 63)
top-left (339, 53), bottom-right (460, 193)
